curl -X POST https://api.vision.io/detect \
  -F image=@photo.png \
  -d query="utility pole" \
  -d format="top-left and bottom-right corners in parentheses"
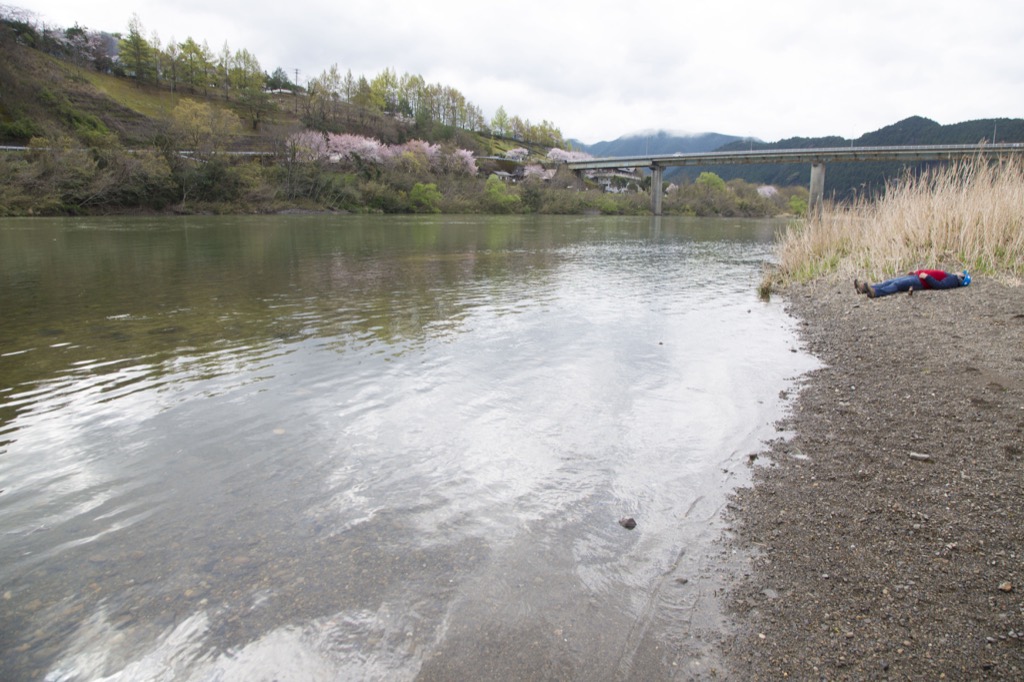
top-left (293, 68), bottom-right (300, 114)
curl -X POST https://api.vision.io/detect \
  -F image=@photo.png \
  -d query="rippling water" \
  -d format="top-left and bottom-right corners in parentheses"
top-left (0, 215), bottom-right (816, 680)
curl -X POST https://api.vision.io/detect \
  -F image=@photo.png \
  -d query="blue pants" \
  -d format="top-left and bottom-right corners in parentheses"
top-left (872, 274), bottom-right (925, 297)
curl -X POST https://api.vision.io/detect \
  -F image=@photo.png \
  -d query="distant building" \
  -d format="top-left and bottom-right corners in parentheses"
top-left (588, 168), bottom-right (641, 193)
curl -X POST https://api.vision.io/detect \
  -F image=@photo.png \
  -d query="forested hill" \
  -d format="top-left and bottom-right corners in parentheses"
top-left (570, 130), bottom-right (743, 157)
top-left (0, 8), bottom-right (562, 153)
top-left (680, 116), bottom-right (1024, 197)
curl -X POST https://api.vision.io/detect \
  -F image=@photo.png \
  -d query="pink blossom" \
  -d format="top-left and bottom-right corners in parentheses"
top-left (289, 131), bottom-right (474, 175)
top-left (326, 133), bottom-right (386, 164)
top-left (399, 139), bottom-right (441, 169)
top-left (286, 130), bottom-right (328, 162)
top-left (450, 148), bottom-right (477, 175)
top-left (547, 148), bottom-right (592, 163)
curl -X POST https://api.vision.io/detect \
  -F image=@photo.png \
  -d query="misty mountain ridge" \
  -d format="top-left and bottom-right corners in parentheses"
top-left (570, 116), bottom-right (1024, 197)
top-left (570, 130), bottom-right (750, 157)
top-left (571, 116), bottom-right (1022, 160)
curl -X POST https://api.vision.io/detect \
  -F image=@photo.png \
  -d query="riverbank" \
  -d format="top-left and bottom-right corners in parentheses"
top-left (724, 276), bottom-right (1024, 679)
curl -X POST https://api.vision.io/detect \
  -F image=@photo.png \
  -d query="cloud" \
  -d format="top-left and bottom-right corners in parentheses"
top-left (22, 0), bottom-right (1024, 144)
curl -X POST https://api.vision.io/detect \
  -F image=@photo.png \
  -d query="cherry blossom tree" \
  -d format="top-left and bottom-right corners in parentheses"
top-left (450, 148), bottom-right (477, 175)
top-left (523, 164), bottom-right (546, 179)
top-left (286, 130), bottom-right (328, 163)
top-left (547, 148), bottom-right (593, 163)
top-left (289, 131), bottom-right (476, 176)
top-left (392, 140), bottom-right (439, 174)
top-left (326, 133), bottom-right (386, 164)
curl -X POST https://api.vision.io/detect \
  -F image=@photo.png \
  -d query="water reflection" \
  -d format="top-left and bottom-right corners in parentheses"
top-left (0, 215), bottom-right (813, 680)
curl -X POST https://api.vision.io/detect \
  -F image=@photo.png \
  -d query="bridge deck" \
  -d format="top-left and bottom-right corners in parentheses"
top-left (564, 143), bottom-right (1024, 171)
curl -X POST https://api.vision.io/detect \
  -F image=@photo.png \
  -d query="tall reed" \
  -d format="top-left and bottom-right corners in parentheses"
top-left (763, 156), bottom-right (1024, 292)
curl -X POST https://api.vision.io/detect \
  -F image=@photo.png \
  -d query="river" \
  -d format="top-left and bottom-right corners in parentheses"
top-left (0, 214), bottom-right (816, 680)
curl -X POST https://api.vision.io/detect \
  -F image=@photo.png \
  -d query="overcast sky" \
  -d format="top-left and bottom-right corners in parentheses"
top-left (19, 0), bottom-right (1024, 144)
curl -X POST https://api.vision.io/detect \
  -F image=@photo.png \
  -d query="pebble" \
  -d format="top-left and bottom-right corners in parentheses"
top-left (619, 517), bottom-right (636, 530)
top-left (998, 581), bottom-right (1013, 593)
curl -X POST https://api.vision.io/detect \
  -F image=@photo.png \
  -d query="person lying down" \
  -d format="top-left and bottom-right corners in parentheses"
top-left (855, 269), bottom-right (970, 298)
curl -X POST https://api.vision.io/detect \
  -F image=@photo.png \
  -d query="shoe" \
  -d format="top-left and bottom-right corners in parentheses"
top-left (854, 278), bottom-right (862, 294)
top-left (865, 284), bottom-right (875, 298)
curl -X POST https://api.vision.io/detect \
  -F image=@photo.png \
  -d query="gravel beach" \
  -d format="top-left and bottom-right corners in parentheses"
top-left (723, 277), bottom-right (1024, 680)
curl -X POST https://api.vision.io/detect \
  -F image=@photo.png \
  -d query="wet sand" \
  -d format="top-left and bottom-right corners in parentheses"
top-left (723, 277), bottom-right (1024, 679)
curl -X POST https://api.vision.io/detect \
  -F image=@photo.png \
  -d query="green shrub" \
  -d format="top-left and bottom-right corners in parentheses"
top-left (519, 181), bottom-right (543, 212)
top-left (483, 174), bottom-right (520, 213)
top-left (409, 182), bottom-right (442, 213)
top-left (0, 116), bottom-right (43, 141)
top-left (362, 179), bottom-right (409, 213)
top-left (788, 195), bottom-right (808, 216)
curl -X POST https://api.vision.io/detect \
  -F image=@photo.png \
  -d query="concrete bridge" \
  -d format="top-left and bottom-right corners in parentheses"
top-left (564, 143), bottom-right (1024, 215)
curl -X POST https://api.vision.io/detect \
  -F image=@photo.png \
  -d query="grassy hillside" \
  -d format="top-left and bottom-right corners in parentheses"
top-left (0, 33), bottom-right (309, 150)
top-left (0, 39), bottom-right (567, 162)
top-left (2, 39), bottom-right (154, 145)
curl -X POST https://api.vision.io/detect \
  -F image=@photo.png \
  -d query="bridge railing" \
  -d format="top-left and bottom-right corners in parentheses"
top-left (564, 143), bottom-right (1024, 170)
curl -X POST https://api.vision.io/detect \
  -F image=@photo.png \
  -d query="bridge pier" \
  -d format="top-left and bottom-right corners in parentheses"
top-left (651, 165), bottom-right (663, 215)
top-left (808, 162), bottom-right (825, 215)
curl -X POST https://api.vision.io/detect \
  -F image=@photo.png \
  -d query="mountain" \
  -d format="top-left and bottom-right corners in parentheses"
top-left (570, 130), bottom-right (746, 157)
top-left (667, 116), bottom-right (1024, 197)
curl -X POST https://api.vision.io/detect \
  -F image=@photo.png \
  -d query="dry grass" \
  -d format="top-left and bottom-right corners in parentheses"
top-left (762, 156), bottom-right (1024, 293)
top-left (77, 68), bottom-right (185, 120)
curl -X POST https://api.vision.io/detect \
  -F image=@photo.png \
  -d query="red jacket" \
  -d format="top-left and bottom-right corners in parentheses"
top-left (914, 269), bottom-right (951, 289)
